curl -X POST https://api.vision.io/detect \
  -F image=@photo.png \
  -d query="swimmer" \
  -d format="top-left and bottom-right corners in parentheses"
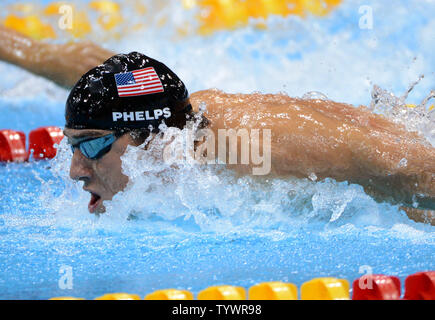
top-left (0, 26), bottom-right (433, 224)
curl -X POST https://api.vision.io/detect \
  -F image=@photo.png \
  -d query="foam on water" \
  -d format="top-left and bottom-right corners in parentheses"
top-left (102, 0), bottom-right (434, 105)
top-left (41, 119), bottom-right (434, 237)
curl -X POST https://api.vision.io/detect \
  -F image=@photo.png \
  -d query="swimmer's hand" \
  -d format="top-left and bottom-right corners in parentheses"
top-left (0, 25), bottom-right (114, 88)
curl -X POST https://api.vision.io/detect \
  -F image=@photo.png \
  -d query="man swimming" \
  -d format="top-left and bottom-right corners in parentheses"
top-left (0, 26), bottom-right (434, 224)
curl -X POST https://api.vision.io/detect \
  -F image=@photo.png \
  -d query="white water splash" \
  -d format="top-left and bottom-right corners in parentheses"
top-left (37, 119), bottom-right (430, 235)
top-left (369, 81), bottom-right (435, 146)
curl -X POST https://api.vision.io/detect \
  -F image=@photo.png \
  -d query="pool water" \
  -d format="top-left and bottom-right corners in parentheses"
top-left (0, 0), bottom-right (434, 299)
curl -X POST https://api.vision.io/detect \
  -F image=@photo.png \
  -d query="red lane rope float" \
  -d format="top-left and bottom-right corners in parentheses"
top-left (0, 129), bottom-right (28, 162)
top-left (404, 271), bottom-right (435, 300)
top-left (28, 126), bottom-right (63, 160)
top-left (352, 274), bottom-right (401, 300)
top-left (0, 126), bottom-right (63, 162)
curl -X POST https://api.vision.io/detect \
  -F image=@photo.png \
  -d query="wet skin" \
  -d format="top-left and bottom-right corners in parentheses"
top-left (64, 128), bottom-right (134, 214)
top-left (0, 26), bottom-right (114, 88)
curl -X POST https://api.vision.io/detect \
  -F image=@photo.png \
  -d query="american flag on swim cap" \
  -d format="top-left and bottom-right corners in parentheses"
top-left (114, 67), bottom-right (164, 97)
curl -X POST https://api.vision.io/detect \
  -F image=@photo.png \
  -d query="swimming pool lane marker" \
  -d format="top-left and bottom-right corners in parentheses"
top-left (0, 126), bottom-right (63, 162)
top-left (0, 129), bottom-right (27, 162)
top-left (49, 271), bottom-right (434, 300)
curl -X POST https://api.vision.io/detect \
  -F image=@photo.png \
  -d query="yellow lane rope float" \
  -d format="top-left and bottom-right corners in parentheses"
top-left (48, 271), bottom-right (435, 300)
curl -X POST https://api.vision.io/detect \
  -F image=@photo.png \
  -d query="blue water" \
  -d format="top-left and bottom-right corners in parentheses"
top-left (0, 0), bottom-right (434, 299)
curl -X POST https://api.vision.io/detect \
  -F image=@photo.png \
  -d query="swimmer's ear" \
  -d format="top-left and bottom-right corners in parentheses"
top-left (128, 130), bottom-right (140, 143)
top-left (128, 129), bottom-right (151, 146)
top-left (186, 109), bottom-right (210, 130)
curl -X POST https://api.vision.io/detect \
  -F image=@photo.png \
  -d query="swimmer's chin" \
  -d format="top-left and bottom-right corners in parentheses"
top-left (90, 204), bottom-right (106, 215)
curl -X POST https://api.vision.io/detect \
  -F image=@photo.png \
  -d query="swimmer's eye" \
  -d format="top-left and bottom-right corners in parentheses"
top-left (69, 133), bottom-right (119, 160)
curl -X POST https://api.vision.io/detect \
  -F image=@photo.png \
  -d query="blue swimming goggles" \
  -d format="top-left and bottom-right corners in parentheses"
top-left (69, 132), bottom-right (122, 160)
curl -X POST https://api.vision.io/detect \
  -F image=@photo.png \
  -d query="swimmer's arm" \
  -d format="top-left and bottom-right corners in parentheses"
top-left (191, 90), bottom-right (435, 223)
top-left (0, 26), bottom-right (114, 88)
top-left (339, 108), bottom-right (435, 212)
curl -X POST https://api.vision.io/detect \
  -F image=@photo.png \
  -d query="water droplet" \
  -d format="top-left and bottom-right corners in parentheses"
top-left (308, 172), bottom-right (317, 181)
top-left (302, 91), bottom-right (329, 100)
top-left (397, 158), bottom-right (407, 168)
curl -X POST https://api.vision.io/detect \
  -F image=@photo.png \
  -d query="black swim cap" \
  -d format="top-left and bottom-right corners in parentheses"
top-left (65, 52), bottom-right (192, 133)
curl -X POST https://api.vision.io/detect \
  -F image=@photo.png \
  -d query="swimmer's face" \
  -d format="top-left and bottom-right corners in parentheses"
top-left (64, 128), bottom-right (135, 214)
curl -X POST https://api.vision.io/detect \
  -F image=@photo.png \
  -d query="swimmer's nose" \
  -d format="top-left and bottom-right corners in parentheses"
top-left (69, 148), bottom-right (93, 182)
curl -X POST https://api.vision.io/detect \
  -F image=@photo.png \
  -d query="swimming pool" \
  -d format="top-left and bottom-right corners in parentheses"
top-left (0, 0), bottom-right (434, 299)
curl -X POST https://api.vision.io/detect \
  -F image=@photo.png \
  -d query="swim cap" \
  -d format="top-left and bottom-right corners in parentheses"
top-left (65, 52), bottom-right (192, 133)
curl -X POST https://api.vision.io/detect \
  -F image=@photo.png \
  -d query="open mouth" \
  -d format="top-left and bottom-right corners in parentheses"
top-left (88, 192), bottom-right (102, 214)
